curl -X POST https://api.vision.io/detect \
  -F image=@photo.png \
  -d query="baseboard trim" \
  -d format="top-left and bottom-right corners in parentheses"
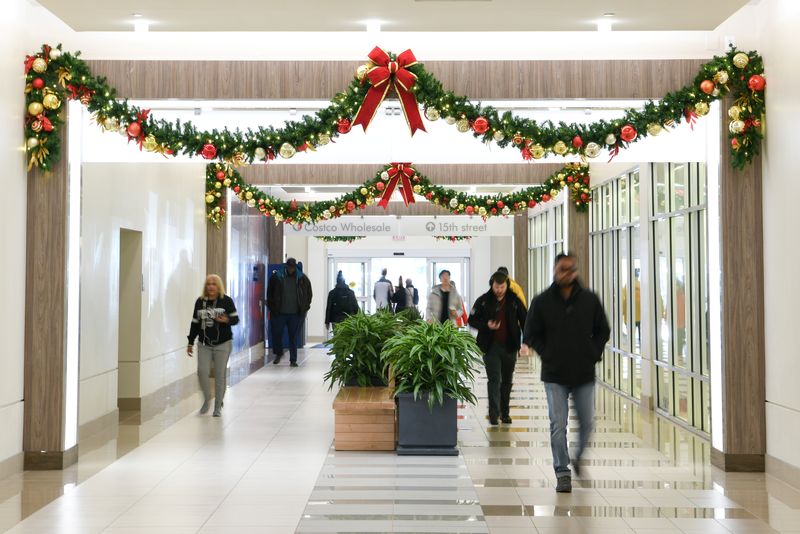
top-left (24, 445), bottom-right (78, 470)
top-left (766, 454), bottom-right (800, 490)
top-left (711, 447), bottom-right (765, 472)
top-left (0, 452), bottom-right (23, 478)
top-left (79, 408), bottom-right (119, 441)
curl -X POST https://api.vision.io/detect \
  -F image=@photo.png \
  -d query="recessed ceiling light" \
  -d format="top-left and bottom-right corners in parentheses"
top-left (596, 19), bottom-right (613, 32)
top-left (131, 12), bottom-right (143, 17)
top-left (133, 20), bottom-right (149, 32)
top-left (364, 19), bottom-right (381, 33)
top-left (603, 12), bottom-right (615, 17)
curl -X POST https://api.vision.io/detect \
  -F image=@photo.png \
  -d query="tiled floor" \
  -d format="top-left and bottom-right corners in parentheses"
top-left (1, 349), bottom-right (800, 533)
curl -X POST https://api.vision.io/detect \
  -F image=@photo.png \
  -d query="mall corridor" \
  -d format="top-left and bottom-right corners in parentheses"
top-left (1, 350), bottom-right (797, 534)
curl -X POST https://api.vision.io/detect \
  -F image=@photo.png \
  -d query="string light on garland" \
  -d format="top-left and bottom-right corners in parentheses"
top-left (315, 236), bottom-right (366, 243)
top-left (204, 161), bottom-right (591, 226)
top-left (23, 43), bottom-right (765, 172)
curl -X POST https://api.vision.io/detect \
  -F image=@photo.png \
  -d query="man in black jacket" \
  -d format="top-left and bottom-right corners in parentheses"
top-left (267, 258), bottom-right (313, 367)
top-left (325, 271), bottom-right (359, 330)
top-left (524, 253), bottom-right (610, 493)
top-left (468, 271), bottom-right (529, 426)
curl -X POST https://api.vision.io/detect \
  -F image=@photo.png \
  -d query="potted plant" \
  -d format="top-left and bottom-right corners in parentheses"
top-left (323, 310), bottom-right (397, 388)
top-left (381, 320), bottom-right (483, 455)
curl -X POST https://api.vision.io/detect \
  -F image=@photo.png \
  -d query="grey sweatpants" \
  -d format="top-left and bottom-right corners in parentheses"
top-left (197, 340), bottom-right (232, 408)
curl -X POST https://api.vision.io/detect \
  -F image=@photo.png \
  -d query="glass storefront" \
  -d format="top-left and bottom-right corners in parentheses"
top-left (527, 203), bottom-right (564, 299)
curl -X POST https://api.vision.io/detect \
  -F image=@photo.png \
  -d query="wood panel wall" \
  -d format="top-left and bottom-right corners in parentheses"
top-left (266, 221), bottom-right (284, 265)
top-left (567, 201), bottom-right (590, 287)
top-left (85, 59), bottom-right (705, 100)
top-left (713, 98), bottom-right (766, 471)
top-left (23, 121), bottom-right (70, 468)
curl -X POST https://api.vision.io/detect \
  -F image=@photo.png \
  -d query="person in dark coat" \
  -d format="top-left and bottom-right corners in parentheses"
top-left (392, 276), bottom-right (412, 313)
top-left (524, 253), bottom-right (610, 493)
top-left (267, 257), bottom-right (313, 367)
top-left (468, 271), bottom-right (529, 426)
top-left (325, 271), bottom-right (359, 330)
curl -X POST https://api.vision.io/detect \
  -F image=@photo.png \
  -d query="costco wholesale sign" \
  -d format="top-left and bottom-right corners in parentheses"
top-left (285, 216), bottom-right (514, 237)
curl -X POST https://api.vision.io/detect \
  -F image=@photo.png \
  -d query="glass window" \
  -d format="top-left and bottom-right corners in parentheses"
top-left (675, 372), bottom-right (691, 423)
top-left (654, 163), bottom-right (669, 215)
top-left (631, 227), bottom-right (642, 355)
top-left (631, 170), bottom-right (641, 222)
top-left (671, 216), bottom-right (689, 369)
top-left (619, 176), bottom-right (629, 224)
top-left (657, 365), bottom-right (671, 412)
top-left (671, 163), bottom-right (688, 212)
top-left (619, 229), bottom-right (630, 353)
top-left (654, 218), bottom-right (671, 363)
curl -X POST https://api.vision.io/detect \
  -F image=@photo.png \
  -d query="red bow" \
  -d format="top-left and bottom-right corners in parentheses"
top-left (24, 55), bottom-right (37, 75)
top-left (378, 163), bottom-right (417, 208)
top-left (352, 47), bottom-right (426, 136)
top-left (684, 108), bottom-right (698, 130)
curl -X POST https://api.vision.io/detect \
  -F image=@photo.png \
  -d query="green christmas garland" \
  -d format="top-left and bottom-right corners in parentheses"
top-left (23, 44), bottom-right (765, 172)
top-left (435, 236), bottom-right (472, 242)
top-left (315, 236), bottom-right (365, 243)
top-left (206, 162), bottom-right (589, 225)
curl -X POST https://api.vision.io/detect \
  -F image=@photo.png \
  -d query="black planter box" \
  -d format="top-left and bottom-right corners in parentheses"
top-left (396, 392), bottom-right (458, 456)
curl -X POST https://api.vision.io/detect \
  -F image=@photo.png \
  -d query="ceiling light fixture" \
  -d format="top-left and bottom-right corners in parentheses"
top-left (133, 19), bottom-right (150, 32)
top-left (131, 12), bottom-right (143, 17)
top-left (603, 12), bottom-right (615, 17)
top-left (364, 19), bottom-right (381, 33)
top-left (596, 19), bottom-right (613, 32)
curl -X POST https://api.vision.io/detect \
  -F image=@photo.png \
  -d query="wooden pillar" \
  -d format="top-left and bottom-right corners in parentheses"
top-left (23, 122), bottom-right (78, 470)
top-left (206, 220), bottom-right (227, 282)
top-left (711, 105), bottom-right (766, 472)
top-left (513, 215), bottom-right (529, 302)
top-left (267, 221), bottom-right (284, 265)
top-left (566, 200), bottom-right (590, 287)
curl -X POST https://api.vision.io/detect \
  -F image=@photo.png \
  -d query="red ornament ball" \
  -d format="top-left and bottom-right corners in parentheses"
top-left (567, 175), bottom-right (574, 183)
top-left (346, 201), bottom-right (355, 211)
top-left (359, 203), bottom-right (366, 209)
top-left (528, 200), bottom-right (537, 208)
top-left (425, 191), bottom-right (433, 199)
top-left (472, 117), bottom-right (489, 134)
top-left (700, 79), bottom-right (715, 95)
top-left (376, 182), bottom-right (385, 191)
top-left (465, 206), bottom-right (475, 215)
top-left (200, 143), bottom-right (218, 160)
top-left (215, 171), bottom-right (226, 181)
top-left (580, 193), bottom-right (588, 201)
top-left (572, 136), bottom-right (583, 149)
top-left (748, 74), bottom-right (766, 92)
top-left (731, 138), bottom-right (740, 150)
top-left (496, 200), bottom-right (504, 209)
top-left (126, 122), bottom-right (142, 138)
top-left (233, 186), bottom-right (241, 193)
top-left (289, 200), bottom-right (298, 211)
top-left (491, 208), bottom-right (497, 215)
top-left (542, 194), bottom-right (551, 202)
top-left (337, 118), bottom-right (352, 134)
top-left (32, 78), bottom-right (45, 90)
top-left (620, 124), bottom-right (637, 142)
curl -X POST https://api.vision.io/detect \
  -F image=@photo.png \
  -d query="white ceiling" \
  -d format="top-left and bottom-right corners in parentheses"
top-left (37, 0), bottom-right (749, 32)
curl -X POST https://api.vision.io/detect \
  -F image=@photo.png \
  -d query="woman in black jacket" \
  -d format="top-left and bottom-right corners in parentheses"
top-left (187, 274), bottom-right (239, 417)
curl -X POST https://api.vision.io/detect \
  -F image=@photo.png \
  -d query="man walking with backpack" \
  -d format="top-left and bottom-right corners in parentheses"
top-left (326, 271), bottom-right (359, 331)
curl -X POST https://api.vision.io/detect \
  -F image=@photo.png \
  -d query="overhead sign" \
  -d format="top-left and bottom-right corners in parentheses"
top-left (285, 216), bottom-right (513, 237)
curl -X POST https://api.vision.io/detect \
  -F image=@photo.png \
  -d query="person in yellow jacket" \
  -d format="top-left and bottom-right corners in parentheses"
top-left (497, 267), bottom-right (527, 311)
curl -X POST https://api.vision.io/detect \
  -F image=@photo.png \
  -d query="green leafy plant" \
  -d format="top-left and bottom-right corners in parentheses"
top-left (381, 320), bottom-right (483, 409)
top-left (396, 306), bottom-right (423, 329)
top-left (323, 310), bottom-right (397, 389)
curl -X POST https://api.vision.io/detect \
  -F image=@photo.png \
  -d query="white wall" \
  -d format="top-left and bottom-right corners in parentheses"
top-left (79, 163), bottom-right (206, 426)
top-left (714, 0), bottom-right (800, 470)
top-left (0, 0), bottom-right (35, 468)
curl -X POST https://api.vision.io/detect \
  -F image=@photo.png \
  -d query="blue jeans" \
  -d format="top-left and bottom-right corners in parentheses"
top-left (543, 381), bottom-right (595, 476)
top-left (272, 312), bottom-right (305, 363)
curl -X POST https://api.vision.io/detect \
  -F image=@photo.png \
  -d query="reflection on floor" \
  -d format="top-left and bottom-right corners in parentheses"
top-left (1, 349), bottom-right (799, 533)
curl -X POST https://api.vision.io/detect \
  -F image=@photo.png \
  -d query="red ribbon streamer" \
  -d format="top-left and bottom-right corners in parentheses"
top-left (352, 47), bottom-right (426, 136)
top-left (684, 108), bottom-right (698, 130)
top-left (378, 163), bottom-right (417, 208)
top-left (608, 143), bottom-right (620, 163)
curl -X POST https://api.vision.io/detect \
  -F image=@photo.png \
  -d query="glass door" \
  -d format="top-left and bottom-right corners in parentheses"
top-left (427, 258), bottom-right (470, 322)
top-left (331, 259), bottom-right (371, 312)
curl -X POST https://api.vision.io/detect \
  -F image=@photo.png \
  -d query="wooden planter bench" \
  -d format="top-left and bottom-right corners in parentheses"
top-left (333, 387), bottom-right (396, 451)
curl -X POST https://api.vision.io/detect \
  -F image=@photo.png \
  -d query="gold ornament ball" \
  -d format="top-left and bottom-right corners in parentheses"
top-left (214, 182), bottom-right (222, 189)
top-left (550, 188), bottom-right (559, 197)
top-left (355, 63), bottom-right (370, 80)
top-left (245, 191), bottom-right (254, 200)
top-left (605, 133), bottom-right (617, 146)
top-left (49, 48), bottom-right (61, 60)
top-left (584, 142), bottom-right (601, 158)
top-left (694, 102), bottom-right (710, 116)
top-left (663, 119), bottom-right (675, 128)
top-left (449, 198), bottom-right (459, 208)
top-left (279, 142), bottom-right (296, 159)
top-left (254, 147), bottom-right (266, 160)
top-left (26, 137), bottom-right (39, 149)
top-left (647, 123), bottom-right (663, 136)
top-left (247, 199), bottom-right (256, 207)
top-left (142, 135), bottom-right (158, 152)
top-left (413, 184), bottom-right (421, 194)
top-left (223, 179), bottom-right (231, 187)
top-left (215, 191), bottom-right (222, 198)
top-left (380, 171), bottom-right (390, 180)
top-left (493, 130), bottom-right (505, 142)
top-left (444, 116), bottom-right (456, 125)
top-left (103, 117), bottom-right (119, 131)
top-left (425, 107), bottom-right (440, 121)
top-left (728, 105), bottom-right (742, 120)
top-left (27, 102), bottom-right (44, 116)
top-left (322, 210), bottom-right (331, 219)
top-left (733, 52), bottom-right (750, 69)
top-left (317, 134), bottom-right (331, 146)
top-left (531, 144), bottom-right (546, 159)
top-left (553, 141), bottom-right (568, 155)
top-left (712, 88), bottom-right (720, 97)
top-left (714, 70), bottom-right (730, 85)
top-left (31, 120), bottom-right (43, 133)
top-left (478, 207), bottom-right (487, 216)
top-left (42, 93), bottom-right (61, 110)
top-left (456, 118), bottom-right (470, 133)
top-left (729, 120), bottom-right (746, 134)
top-left (502, 206), bottom-right (511, 216)
top-left (205, 194), bottom-right (215, 204)
top-left (32, 57), bottom-right (48, 73)
top-left (366, 196), bottom-right (375, 205)
top-left (360, 187), bottom-right (368, 195)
